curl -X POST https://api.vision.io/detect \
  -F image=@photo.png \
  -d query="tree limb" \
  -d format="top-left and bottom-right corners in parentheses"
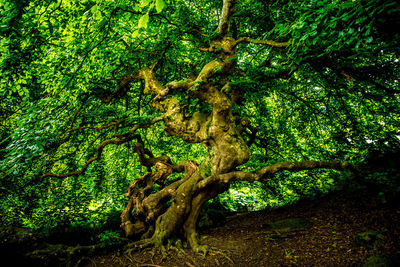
top-left (236, 37), bottom-right (290, 48)
top-left (217, 0), bottom-right (237, 36)
top-left (39, 117), bottom-right (164, 181)
top-left (196, 160), bottom-right (351, 190)
top-left (65, 121), bottom-right (118, 134)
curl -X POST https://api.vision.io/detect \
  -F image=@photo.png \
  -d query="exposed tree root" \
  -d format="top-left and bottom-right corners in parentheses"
top-left (190, 242), bottom-right (234, 264)
top-left (213, 249), bottom-right (235, 264)
top-left (185, 262), bottom-right (197, 267)
top-left (124, 238), bottom-right (155, 254)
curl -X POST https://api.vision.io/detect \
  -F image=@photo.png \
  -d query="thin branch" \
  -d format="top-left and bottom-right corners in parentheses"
top-left (66, 95), bottom-right (90, 135)
top-left (236, 37), bottom-right (290, 48)
top-left (47, 0), bottom-right (63, 17)
top-left (52, 7), bottom-right (118, 97)
top-left (114, 116), bottom-right (164, 139)
top-left (100, 73), bottom-right (140, 104)
top-left (39, 137), bottom-right (127, 181)
top-left (253, 160), bottom-right (351, 179)
top-left (65, 121), bottom-right (118, 134)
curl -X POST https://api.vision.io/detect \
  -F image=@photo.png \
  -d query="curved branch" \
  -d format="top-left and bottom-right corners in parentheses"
top-left (133, 134), bottom-right (173, 172)
top-left (39, 137), bottom-right (129, 182)
top-left (196, 160), bottom-right (352, 190)
top-left (39, 117), bottom-right (164, 182)
top-left (253, 160), bottom-right (351, 178)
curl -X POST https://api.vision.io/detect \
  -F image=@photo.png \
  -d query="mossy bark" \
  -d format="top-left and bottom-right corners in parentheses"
top-left (118, 24), bottom-right (256, 250)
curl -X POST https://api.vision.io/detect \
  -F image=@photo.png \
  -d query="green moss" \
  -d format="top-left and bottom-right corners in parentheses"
top-left (199, 161), bottom-right (212, 178)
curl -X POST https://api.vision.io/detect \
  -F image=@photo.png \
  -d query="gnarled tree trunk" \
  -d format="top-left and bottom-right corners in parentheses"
top-left (115, 0), bottom-right (350, 252)
top-left (40, 0), bottom-right (352, 253)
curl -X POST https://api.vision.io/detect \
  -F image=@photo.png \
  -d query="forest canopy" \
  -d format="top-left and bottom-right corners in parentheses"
top-left (1, 0), bottom-right (399, 252)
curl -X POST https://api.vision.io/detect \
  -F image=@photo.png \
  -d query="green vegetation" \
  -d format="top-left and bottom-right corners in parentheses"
top-left (0, 0), bottom-right (399, 252)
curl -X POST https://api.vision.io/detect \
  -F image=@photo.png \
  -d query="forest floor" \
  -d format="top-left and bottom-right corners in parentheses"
top-left (86, 190), bottom-right (400, 267)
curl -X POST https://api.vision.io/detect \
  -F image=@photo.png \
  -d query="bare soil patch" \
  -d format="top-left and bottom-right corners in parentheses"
top-left (87, 191), bottom-right (400, 266)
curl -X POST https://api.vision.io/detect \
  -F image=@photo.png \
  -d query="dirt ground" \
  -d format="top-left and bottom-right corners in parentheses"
top-left (86, 191), bottom-right (400, 266)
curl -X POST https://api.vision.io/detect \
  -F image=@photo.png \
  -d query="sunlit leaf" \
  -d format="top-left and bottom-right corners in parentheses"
top-left (132, 29), bottom-right (139, 38)
top-left (155, 0), bottom-right (166, 13)
top-left (138, 14), bottom-right (149, 28)
top-left (139, 0), bottom-right (151, 8)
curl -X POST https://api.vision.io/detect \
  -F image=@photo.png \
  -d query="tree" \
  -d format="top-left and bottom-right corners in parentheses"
top-left (1, 0), bottom-right (399, 254)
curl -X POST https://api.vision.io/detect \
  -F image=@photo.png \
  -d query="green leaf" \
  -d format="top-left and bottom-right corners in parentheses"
top-left (138, 14), bottom-right (149, 28)
top-left (139, 0), bottom-right (151, 8)
top-left (155, 0), bottom-right (165, 13)
top-left (0, 24), bottom-right (9, 32)
top-left (91, 5), bottom-right (101, 20)
top-left (132, 29), bottom-right (139, 38)
top-left (91, 5), bottom-right (98, 14)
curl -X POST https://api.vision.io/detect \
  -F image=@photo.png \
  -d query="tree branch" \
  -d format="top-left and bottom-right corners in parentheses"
top-left (236, 37), bottom-right (290, 48)
top-left (65, 121), bottom-right (118, 134)
top-left (133, 134), bottom-right (177, 172)
top-left (196, 160), bottom-right (352, 190)
top-left (39, 138), bottom-right (128, 181)
top-left (100, 74), bottom-right (140, 104)
top-left (39, 117), bottom-right (164, 182)
top-left (217, 0), bottom-right (237, 36)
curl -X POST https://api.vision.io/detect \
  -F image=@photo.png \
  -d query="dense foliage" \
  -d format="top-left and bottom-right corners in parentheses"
top-left (1, 0), bottom-right (399, 244)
